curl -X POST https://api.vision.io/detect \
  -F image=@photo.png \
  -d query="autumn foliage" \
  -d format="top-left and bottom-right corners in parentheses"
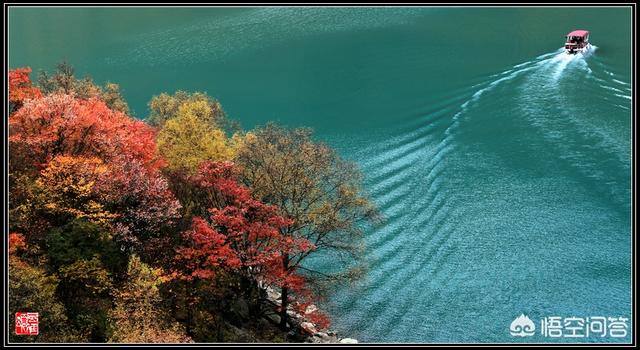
top-left (25, 155), bottom-right (180, 249)
top-left (9, 232), bottom-right (26, 255)
top-left (8, 68), bottom-right (182, 342)
top-left (175, 161), bottom-right (314, 287)
top-left (8, 66), bottom-right (375, 342)
top-left (9, 93), bottom-right (161, 173)
top-left (9, 67), bottom-right (42, 113)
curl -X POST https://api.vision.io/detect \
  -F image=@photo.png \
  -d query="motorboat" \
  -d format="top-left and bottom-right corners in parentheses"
top-left (564, 30), bottom-right (591, 54)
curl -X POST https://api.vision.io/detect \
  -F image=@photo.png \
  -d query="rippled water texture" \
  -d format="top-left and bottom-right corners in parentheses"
top-left (9, 7), bottom-right (632, 343)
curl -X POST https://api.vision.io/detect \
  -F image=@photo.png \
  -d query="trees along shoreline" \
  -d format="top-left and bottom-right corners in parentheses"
top-left (8, 64), bottom-right (379, 343)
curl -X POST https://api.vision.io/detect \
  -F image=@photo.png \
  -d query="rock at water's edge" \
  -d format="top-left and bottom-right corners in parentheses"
top-left (340, 338), bottom-right (359, 344)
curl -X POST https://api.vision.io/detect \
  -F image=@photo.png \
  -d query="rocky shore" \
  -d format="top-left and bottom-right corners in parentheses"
top-left (263, 286), bottom-right (358, 344)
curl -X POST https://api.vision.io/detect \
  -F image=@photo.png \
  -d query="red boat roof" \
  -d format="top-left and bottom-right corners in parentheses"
top-left (567, 30), bottom-right (589, 37)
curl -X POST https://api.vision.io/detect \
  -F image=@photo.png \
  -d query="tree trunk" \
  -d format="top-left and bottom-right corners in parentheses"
top-left (186, 283), bottom-right (194, 337)
top-left (279, 254), bottom-right (290, 331)
top-left (279, 285), bottom-right (288, 330)
top-left (244, 274), bottom-right (262, 318)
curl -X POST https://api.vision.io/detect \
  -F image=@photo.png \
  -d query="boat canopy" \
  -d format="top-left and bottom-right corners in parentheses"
top-left (567, 30), bottom-right (589, 38)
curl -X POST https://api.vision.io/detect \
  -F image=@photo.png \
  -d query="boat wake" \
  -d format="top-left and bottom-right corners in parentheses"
top-left (325, 45), bottom-right (630, 341)
top-left (515, 45), bottom-right (630, 209)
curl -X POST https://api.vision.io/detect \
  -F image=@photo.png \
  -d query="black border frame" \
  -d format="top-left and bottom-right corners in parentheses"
top-left (2, 3), bottom-right (636, 347)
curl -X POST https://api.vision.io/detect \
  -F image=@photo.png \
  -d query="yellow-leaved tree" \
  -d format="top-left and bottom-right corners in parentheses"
top-left (33, 156), bottom-right (116, 226)
top-left (147, 90), bottom-right (224, 128)
top-left (156, 99), bottom-right (247, 173)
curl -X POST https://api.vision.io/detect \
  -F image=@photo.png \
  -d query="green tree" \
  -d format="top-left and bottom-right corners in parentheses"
top-left (236, 124), bottom-right (379, 329)
top-left (9, 236), bottom-right (80, 342)
top-left (47, 219), bottom-right (124, 274)
top-left (108, 255), bottom-right (190, 343)
top-left (58, 256), bottom-right (113, 341)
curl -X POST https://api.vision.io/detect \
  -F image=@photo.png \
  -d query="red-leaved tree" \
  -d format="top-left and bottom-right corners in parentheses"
top-left (9, 93), bottom-right (162, 174)
top-left (95, 155), bottom-right (181, 254)
top-left (8, 86), bottom-right (180, 260)
top-left (9, 67), bottom-right (42, 114)
top-left (174, 161), bottom-right (322, 325)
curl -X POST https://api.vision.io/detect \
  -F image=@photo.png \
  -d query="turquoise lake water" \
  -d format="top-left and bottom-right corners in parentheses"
top-left (9, 7), bottom-right (632, 343)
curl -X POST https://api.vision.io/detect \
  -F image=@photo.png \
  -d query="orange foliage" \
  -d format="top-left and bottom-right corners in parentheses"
top-left (34, 155), bottom-right (180, 247)
top-left (9, 233), bottom-right (26, 255)
top-left (9, 93), bottom-right (162, 173)
top-left (9, 67), bottom-right (42, 112)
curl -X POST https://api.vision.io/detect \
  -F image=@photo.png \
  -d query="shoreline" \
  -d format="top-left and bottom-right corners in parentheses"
top-left (263, 286), bottom-right (358, 344)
